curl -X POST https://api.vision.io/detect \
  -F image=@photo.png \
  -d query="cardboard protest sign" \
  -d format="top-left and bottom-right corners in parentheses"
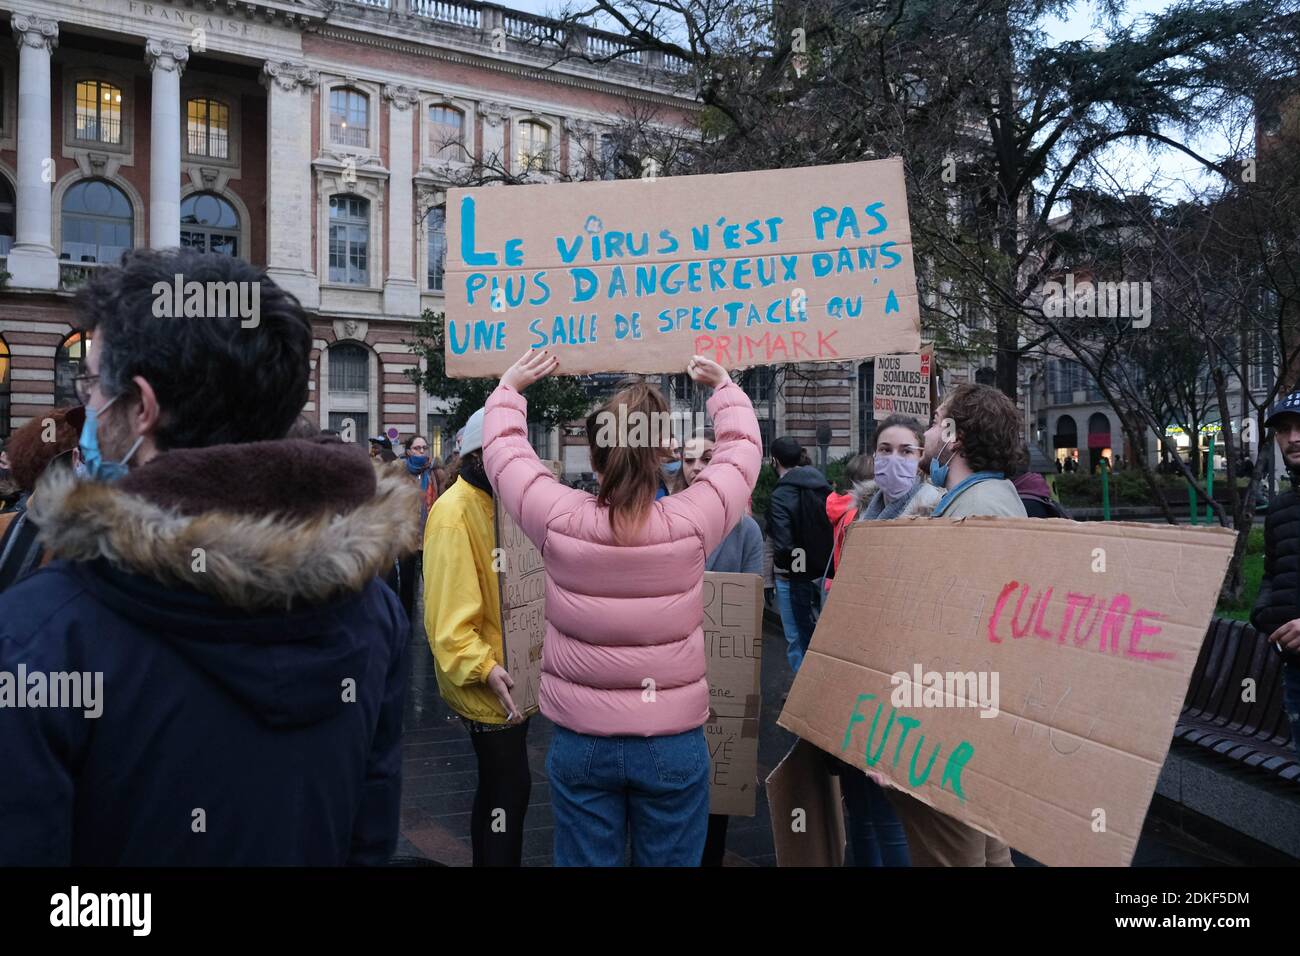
top-left (872, 343), bottom-right (933, 421)
top-left (494, 500), bottom-right (546, 717)
top-left (777, 517), bottom-right (1235, 867)
top-left (445, 159), bottom-right (921, 377)
top-left (765, 739), bottom-right (847, 867)
top-left (703, 572), bottom-right (763, 817)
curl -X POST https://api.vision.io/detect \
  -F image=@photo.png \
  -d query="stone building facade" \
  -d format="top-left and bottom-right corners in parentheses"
top-left (0, 0), bottom-right (704, 460)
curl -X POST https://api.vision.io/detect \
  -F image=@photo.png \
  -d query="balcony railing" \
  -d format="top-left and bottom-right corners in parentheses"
top-left (340, 0), bottom-right (686, 75)
top-left (410, 0), bottom-right (482, 28)
top-left (586, 33), bottom-right (642, 64)
top-left (59, 260), bottom-right (106, 292)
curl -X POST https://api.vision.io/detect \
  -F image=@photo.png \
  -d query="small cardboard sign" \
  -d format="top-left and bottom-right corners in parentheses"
top-left (445, 158), bottom-right (921, 377)
top-left (703, 572), bottom-right (764, 817)
top-left (872, 343), bottom-right (933, 421)
top-left (494, 500), bottom-right (546, 718)
top-left (765, 739), bottom-right (847, 867)
top-left (777, 517), bottom-right (1235, 867)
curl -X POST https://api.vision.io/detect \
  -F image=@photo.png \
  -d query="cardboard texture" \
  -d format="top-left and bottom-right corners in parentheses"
top-left (777, 517), bottom-right (1235, 867)
top-left (494, 497), bottom-right (547, 718)
top-left (872, 343), bottom-right (933, 421)
top-left (445, 159), bottom-right (922, 377)
top-left (703, 572), bottom-right (764, 816)
top-left (765, 739), bottom-right (847, 867)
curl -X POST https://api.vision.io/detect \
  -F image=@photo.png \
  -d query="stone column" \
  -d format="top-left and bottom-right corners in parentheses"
top-left (382, 84), bottom-right (420, 316)
top-left (145, 39), bottom-right (189, 249)
top-left (261, 60), bottom-right (320, 308)
top-left (8, 14), bottom-right (59, 290)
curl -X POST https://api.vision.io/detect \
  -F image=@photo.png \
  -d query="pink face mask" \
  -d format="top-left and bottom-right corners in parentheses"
top-left (873, 453), bottom-right (919, 499)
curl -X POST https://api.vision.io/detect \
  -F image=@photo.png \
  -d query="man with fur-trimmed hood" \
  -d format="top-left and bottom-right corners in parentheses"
top-left (0, 249), bottom-right (419, 865)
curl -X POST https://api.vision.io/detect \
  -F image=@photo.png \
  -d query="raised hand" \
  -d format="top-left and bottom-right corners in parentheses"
top-left (501, 348), bottom-right (560, 393)
top-left (686, 354), bottom-right (730, 389)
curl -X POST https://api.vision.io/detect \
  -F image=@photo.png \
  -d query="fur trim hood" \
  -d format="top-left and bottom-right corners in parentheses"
top-left (849, 479), bottom-right (944, 518)
top-left (30, 436), bottom-right (421, 611)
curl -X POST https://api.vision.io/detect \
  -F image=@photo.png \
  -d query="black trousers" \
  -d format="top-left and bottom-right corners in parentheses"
top-left (466, 719), bottom-right (533, 867)
top-left (397, 551), bottom-right (420, 619)
top-left (700, 813), bottom-right (730, 866)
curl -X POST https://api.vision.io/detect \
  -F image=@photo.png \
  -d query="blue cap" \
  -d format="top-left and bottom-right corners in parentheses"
top-left (1265, 391), bottom-right (1300, 428)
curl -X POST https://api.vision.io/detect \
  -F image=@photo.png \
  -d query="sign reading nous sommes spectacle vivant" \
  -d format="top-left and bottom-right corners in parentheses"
top-left (444, 159), bottom-right (922, 377)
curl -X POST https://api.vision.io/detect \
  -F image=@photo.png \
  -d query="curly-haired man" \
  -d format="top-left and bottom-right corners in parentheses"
top-left (883, 382), bottom-right (1027, 867)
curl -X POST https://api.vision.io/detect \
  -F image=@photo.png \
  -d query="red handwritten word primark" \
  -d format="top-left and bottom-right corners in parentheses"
top-left (694, 330), bottom-right (840, 365)
top-left (986, 582), bottom-right (1172, 661)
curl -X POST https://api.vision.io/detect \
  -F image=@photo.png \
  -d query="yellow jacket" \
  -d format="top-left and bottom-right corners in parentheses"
top-left (421, 477), bottom-right (507, 724)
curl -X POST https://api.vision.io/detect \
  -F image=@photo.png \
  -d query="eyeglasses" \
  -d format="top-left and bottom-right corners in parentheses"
top-left (73, 373), bottom-right (100, 405)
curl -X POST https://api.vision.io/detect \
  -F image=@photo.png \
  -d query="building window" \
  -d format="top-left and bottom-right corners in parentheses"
top-left (186, 97), bottom-right (230, 159)
top-left (857, 360), bottom-right (875, 454)
top-left (328, 411), bottom-right (368, 440)
top-left (1250, 333), bottom-right (1277, 392)
top-left (599, 133), bottom-right (618, 180)
top-left (743, 367), bottom-right (773, 404)
top-left (0, 176), bottom-right (13, 256)
top-left (517, 120), bottom-right (552, 173)
top-left (329, 342), bottom-right (370, 393)
top-left (180, 193), bottom-right (239, 257)
top-left (0, 335), bottom-right (9, 440)
top-left (528, 421), bottom-right (549, 458)
top-left (55, 332), bottom-right (90, 407)
top-left (328, 195), bottom-right (370, 285)
top-left (61, 179), bottom-right (133, 264)
top-left (1049, 358), bottom-right (1103, 405)
top-left (329, 88), bottom-right (369, 148)
top-left (426, 206), bottom-right (447, 292)
top-left (428, 105), bottom-right (465, 162)
top-left (426, 413), bottom-right (446, 460)
top-left (74, 80), bottom-right (123, 145)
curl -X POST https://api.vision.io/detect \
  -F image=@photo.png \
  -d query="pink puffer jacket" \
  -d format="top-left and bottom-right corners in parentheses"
top-left (483, 379), bottom-right (762, 737)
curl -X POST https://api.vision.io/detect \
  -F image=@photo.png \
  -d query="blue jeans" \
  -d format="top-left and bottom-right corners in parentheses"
top-left (1283, 661), bottom-right (1300, 754)
top-left (547, 725), bottom-right (710, 866)
top-left (837, 762), bottom-right (910, 866)
top-left (776, 577), bottom-right (821, 672)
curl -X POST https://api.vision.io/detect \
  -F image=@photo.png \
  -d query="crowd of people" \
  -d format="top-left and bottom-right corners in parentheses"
top-left (8, 249), bottom-right (1294, 868)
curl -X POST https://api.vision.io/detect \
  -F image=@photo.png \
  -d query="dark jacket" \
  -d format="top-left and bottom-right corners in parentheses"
top-left (0, 437), bottom-right (420, 865)
top-left (1252, 483), bottom-right (1300, 663)
top-left (767, 465), bottom-right (833, 581)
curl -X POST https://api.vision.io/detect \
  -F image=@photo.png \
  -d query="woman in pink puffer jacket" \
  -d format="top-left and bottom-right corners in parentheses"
top-left (483, 349), bottom-right (762, 866)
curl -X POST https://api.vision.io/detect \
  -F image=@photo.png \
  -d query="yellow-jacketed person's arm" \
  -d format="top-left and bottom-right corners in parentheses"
top-left (422, 525), bottom-right (496, 687)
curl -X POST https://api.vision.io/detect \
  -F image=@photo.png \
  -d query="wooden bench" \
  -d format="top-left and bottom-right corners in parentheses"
top-left (1175, 617), bottom-right (1300, 781)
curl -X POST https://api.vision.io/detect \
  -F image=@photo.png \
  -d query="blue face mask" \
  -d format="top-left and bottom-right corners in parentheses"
top-left (929, 440), bottom-right (953, 488)
top-left (79, 395), bottom-right (143, 483)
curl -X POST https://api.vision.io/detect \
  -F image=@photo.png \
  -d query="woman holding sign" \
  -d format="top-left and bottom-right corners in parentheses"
top-left (830, 413), bottom-right (943, 867)
top-left (674, 427), bottom-right (765, 866)
top-left (484, 350), bottom-right (762, 866)
top-left (422, 407), bottom-right (532, 867)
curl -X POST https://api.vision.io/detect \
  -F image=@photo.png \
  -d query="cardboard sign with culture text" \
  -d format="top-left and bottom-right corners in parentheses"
top-left (445, 159), bottom-right (921, 377)
top-left (777, 518), bottom-right (1234, 867)
top-left (703, 572), bottom-right (763, 817)
top-left (872, 343), bottom-right (933, 421)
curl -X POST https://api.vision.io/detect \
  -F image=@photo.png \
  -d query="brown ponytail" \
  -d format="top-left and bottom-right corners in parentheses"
top-left (586, 382), bottom-right (670, 543)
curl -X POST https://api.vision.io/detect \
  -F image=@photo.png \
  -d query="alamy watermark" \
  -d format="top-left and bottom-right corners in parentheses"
top-left (0, 665), bottom-right (103, 718)
top-left (592, 407), bottom-right (708, 449)
top-left (1040, 274), bottom-right (1151, 328)
top-left (890, 664), bottom-right (999, 718)
top-left (151, 274), bottom-right (261, 328)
